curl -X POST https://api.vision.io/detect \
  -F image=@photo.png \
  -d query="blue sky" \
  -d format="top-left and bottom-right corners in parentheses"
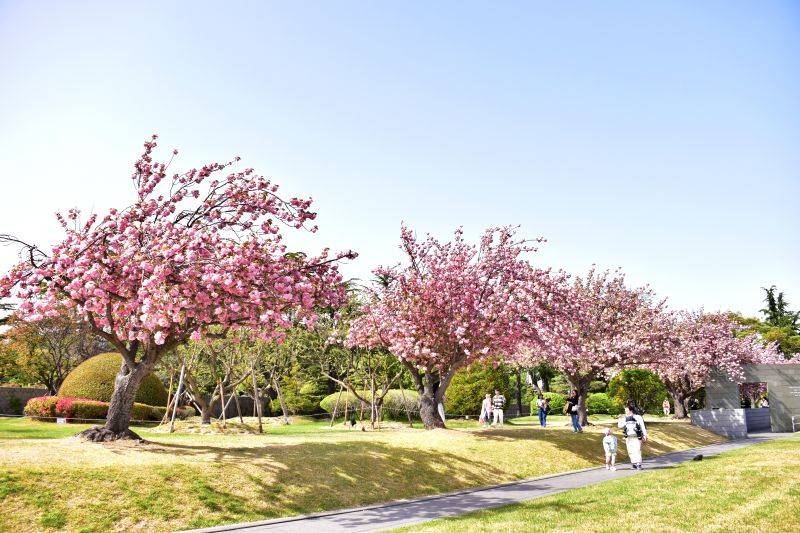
top-left (0, 1), bottom-right (798, 316)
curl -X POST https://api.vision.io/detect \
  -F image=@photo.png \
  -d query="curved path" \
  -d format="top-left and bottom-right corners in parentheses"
top-left (181, 433), bottom-right (791, 533)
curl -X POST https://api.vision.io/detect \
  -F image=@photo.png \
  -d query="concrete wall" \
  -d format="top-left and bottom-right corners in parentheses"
top-left (707, 364), bottom-right (800, 433)
top-left (0, 387), bottom-right (48, 415)
top-left (691, 409), bottom-right (748, 439)
top-left (745, 407), bottom-right (772, 432)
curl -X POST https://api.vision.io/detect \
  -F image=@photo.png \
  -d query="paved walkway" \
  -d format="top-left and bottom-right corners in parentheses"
top-left (182, 433), bottom-right (791, 533)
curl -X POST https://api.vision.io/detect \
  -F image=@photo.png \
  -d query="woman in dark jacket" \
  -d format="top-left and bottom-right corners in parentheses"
top-left (566, 390), bottom-right (582, 433)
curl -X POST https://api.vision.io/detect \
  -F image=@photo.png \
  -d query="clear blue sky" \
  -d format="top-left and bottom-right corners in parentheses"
top-left (1, 1), bottom-right (798, 317)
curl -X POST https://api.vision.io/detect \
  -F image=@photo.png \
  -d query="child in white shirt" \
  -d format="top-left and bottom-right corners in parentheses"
top-left (602, 427), bottom-right (618, 471)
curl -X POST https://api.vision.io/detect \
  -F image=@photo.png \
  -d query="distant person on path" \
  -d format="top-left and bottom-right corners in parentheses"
top-left (480, 392), bottom-right (492, 428)
top-left (492, 389), bottom-right (506, 427)
top-left (618, 402), bottom-right (648, 470)
top-left (536, 393), bottom-right (548, 427)
top-left (689, 397), bottom-right (699, 411)
top-left (602, 427), bottom-right (618, 471)
top-left (662, 398), bottom-right (671, 417)
top-left (566, 390), bottom-right (582, 433)
top-left (761, 398), bottom-right (769, 408)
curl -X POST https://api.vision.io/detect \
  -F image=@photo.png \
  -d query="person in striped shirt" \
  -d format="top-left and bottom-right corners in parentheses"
top-left (492, 389), bottom-right (506, 427)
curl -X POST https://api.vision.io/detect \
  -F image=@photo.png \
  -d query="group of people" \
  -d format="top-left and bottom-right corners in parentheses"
top-left (478, 389), bottom-right (507, 427)
top-left (602, 402), bottom-right (649, 470)
top-left (477, 388), bottom-right (650, 471)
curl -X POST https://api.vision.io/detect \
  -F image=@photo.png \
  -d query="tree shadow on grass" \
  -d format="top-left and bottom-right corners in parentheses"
top-left (142, 438), bottom-right (512, 526)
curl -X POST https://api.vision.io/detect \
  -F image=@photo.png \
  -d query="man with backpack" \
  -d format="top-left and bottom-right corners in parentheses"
top-left (618, 402), bottom-right (648, 469)
top-left (492, 389), bottom-right (506, 427)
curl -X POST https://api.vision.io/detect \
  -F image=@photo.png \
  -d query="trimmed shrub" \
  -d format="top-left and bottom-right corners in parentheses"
top-left (589, 380), bottom-right (608, 393)
top-left (24, 396), bottom-right (58, 418)
top-left (58, 353), bottom-right (168, 406)
top-left (319, 389), bottom-right (420, 421)
top-left (586, 393), bottom-right (624, 415)
top-left (608, 369), bottom-right (667, 414)
top-left (56, 398), bottom-right (109, 420)
top-left (445, 362), bottom-right (512, 416)
top-left (541, 392), bottom-right (565, 415)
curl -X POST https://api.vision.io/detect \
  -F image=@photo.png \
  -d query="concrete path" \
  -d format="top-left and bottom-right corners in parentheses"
top-left (181, 433), bottom-right (792, 533)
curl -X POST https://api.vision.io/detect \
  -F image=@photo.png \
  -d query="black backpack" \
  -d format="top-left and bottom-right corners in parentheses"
top-left (622, 415), bottom-right (643, 440)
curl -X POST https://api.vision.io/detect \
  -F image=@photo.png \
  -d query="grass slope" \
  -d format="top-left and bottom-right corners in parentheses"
top-left (396, 435), bottom-right (800, 533)
top-left (0, 415), bottom-right (723, 532)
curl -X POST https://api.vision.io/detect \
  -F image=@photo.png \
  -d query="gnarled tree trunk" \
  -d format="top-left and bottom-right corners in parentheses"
top-left (406, 361), bottom-right (461, 430)
top-left (78, 358), bottom-right (153, 442)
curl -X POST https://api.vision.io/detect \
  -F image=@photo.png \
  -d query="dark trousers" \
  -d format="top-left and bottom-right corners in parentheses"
top-left (571, 413), bottom-right (582, 432)
top-left (538, 408), bottom-right (547, 427)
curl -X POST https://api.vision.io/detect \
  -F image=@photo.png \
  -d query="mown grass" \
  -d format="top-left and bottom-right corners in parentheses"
top-left (0, 415), bottom-right (723, 532)
top-left (396, 434), bottom-right (800, 533)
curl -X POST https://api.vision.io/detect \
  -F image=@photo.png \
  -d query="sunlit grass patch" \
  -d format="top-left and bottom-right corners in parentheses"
top-left (0, 416), bottom-right (725, 532)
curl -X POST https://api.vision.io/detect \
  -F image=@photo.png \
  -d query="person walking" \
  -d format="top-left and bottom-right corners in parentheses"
top-left (566, 390), bottom-right (582, 433)
top-left (662, 398), bottom-right (670, 417)
top-left (618, 402), bottom-right (648, 469)
top-left (602, 427), bottom-right (618, 471)
top-left (479, 392), bottom-right (492, 428)
top-left (492, 389), bottom-right (506, 427)
top-left (536, 393), bottom-right (548, 427)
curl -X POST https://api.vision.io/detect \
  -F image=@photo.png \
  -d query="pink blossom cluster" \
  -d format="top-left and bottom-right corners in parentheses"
top-left (515, 268), bottom-right (665, 379)
top-left (0, 136), bottom-right (355, 353)
top-left (651, 311), bottom-right (784, 384)
top-left (346, 226), bottom-right (574, 372)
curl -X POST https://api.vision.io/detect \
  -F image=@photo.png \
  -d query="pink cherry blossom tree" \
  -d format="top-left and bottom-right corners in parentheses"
top-left (346, 226), bottom-right (572, 429)
top-left (0, 136), bottom-right (355, 441)
top-left (652, 311), bottom-right (782, 418)
top-left (520, 268), bottom-right (665, 425)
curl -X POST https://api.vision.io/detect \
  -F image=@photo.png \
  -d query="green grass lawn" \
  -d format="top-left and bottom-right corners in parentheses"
top-left (0, 415), bottom-right (723, 532)
top-left (395, 434), bottom-right (800, 533)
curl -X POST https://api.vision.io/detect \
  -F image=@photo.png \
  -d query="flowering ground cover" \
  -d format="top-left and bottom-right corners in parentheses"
top-left (0, 416), bottom-right (722, 532)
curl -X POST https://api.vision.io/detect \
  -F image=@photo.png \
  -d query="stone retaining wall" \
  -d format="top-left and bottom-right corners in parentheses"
top-left (0, 387), bottom-right (49, 415)
top-left (691, 409), bottom-right (748, 439)
top-left (745, 407), bottom-right (772, 432)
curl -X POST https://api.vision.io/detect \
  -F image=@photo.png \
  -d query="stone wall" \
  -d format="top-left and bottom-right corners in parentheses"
top-left (691, 409), bottom-right (748, 439)
top-left (745, 407), bottom-right (772, 432)
top-left (707, 364), bottom-right (800, 433)
top-left (0, 387), bottom-right (48, 415)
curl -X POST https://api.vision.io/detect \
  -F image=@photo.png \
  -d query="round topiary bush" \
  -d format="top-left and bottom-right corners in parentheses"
top-left (58, 353), bottom-right (168, 406)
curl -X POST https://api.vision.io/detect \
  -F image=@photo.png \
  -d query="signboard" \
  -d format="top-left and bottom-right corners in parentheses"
top-left (56, 417), bottom-right (66, 424)
top-left (789, 386), bottom-right (800, 398)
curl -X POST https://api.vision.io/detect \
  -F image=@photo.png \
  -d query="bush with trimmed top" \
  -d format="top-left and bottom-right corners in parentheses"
top-left (57, 352), bottom-right (168, 406)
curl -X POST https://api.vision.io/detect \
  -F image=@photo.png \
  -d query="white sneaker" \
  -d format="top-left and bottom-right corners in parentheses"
top-left (610, 466), bottom-right (616, 471)
top-left (605, 464), bottom-right (610, 470)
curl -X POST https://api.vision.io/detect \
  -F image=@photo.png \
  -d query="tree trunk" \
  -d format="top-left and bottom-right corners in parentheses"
top-left (515, 370), bottom-right (523, 417)
top-left (406, 362), bottom-right (459, 430)
top-left (665, 379), bottom-right (689, 419)
top-left (565, 372), bottom-right (592, 426)
top-left (78, 360), bottom-right (151, 441)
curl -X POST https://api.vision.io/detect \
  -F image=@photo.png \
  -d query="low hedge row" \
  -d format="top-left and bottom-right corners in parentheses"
top-left (23, 396), bottom-right (194, 422)
top-left (530, 392), bottom-right (624, 416)
top-left (319, 389), bottom-right (420, 421)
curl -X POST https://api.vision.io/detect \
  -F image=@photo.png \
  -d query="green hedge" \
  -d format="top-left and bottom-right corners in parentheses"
top-left (319, 389), bottom-right (420, 420)
top-left (58, 353), bottom-right (168, 406)
top-left (444, 363), bottom-right (512, 416)
top-left (542, 392), bottom-right (565, 415)
top-left (587, 392), bottom-right (624, 415)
